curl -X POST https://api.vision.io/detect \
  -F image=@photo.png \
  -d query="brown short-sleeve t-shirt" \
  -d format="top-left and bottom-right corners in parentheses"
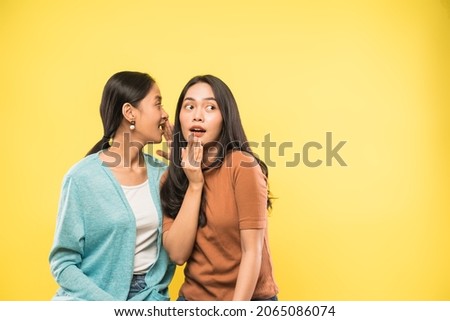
top-left (163, 151), bottom-right (278, 300)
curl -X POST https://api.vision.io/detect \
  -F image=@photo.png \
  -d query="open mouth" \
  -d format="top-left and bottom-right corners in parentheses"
top-left (190, 126), bottom-right (206, 133)
top-left (190, 126), bottom-right (206, 137)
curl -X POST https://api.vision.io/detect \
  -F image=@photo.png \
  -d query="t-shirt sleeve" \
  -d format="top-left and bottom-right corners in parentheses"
top-left (231, 151), bottom-right (268, 230)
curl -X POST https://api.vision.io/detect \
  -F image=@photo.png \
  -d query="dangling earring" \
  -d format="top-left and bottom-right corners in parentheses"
top-left (130, 120), bottom-right (136, 130)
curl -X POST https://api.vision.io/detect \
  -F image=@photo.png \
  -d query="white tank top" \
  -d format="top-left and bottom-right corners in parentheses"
top-left (121, 179), bottom-right (158, 274)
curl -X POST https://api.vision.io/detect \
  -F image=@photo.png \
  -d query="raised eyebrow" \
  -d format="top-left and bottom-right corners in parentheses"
top-left (154, 95), bottom-right (162, 101)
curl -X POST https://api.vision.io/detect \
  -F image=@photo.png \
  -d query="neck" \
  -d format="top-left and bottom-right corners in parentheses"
top-left (106, 131), bottom-right (145, 169)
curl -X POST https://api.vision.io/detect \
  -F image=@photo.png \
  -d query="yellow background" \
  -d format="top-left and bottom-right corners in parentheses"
top-left (1, 0), bottom-right (449, 300)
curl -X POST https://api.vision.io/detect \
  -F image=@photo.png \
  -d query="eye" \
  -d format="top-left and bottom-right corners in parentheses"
top-left (205, 105), bottom-right (216, 111)
top-left (184, 105), bottom-right (194, 110)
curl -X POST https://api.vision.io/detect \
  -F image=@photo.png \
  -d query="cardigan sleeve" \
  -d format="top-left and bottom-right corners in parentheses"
top-left (49, 175), bottom-right (115, 300)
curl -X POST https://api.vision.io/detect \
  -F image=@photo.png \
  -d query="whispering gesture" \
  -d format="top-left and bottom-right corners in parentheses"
top-left (156, 119), bottom-right (173, 161)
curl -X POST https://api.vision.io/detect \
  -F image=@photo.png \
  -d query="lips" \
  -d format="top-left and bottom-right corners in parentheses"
top-left (189, 126), bottom-right (206, 133)
top-left (189, 126), bottom-right (206, 137)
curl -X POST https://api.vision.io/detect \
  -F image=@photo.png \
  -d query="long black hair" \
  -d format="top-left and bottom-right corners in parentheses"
top-left (86, 71), bottom-right (155, 156)
top-left (160, 75), bottom-right (271, 227)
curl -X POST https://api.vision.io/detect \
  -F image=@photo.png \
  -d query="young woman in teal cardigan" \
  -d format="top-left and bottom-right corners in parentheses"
top-left (49, 71), bottom-right (175, 300)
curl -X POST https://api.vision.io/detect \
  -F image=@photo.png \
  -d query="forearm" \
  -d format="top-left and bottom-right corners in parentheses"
top-left (163, 183), bottom-right (203, 265)
top-left (233, 249), bottom-right (262, 300)
top-left (55, 264), bottom-right (116, 300)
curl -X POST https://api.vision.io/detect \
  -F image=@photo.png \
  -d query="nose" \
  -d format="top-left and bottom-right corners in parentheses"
top-left (161, 108), bottom-right (169, 121)
top-left (193, 108), bottom-right (204, 122)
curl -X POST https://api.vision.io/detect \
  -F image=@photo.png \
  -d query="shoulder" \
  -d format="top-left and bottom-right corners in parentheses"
top-left (223, 150), bottom-right (260, 170)
top-left (57, 154), bottom-right (104, 195)
top-left (64, 153), bottom-right (101, 181)
top-left (222, 151), bottom-right (268, 192)
top-left (220, 151), bottom-right (266, 184)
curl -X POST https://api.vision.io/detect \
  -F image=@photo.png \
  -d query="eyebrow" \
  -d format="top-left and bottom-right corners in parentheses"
top-left (154, 95), bottom-right (162, 101)
top-left (184, 97), bottom-right (217, 101)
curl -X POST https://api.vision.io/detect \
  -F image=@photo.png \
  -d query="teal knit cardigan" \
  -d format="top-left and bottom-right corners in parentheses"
top-left (49, 152), bottom-right (175, 300)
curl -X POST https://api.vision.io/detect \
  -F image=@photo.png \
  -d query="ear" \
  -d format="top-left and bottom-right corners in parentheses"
top-left (122, 103), bottom-right (135, 122)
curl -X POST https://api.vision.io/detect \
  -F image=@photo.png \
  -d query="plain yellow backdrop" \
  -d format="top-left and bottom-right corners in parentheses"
top-left (1, 0), bottom-right (449, 300)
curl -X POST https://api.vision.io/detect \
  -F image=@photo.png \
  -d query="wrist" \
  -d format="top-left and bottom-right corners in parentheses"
top-left (188, 182), bottom-right (204, 192)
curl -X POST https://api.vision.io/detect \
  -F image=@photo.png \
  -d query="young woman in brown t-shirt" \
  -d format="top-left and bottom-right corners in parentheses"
top-left (160, 75), bottom-right (278, 301)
